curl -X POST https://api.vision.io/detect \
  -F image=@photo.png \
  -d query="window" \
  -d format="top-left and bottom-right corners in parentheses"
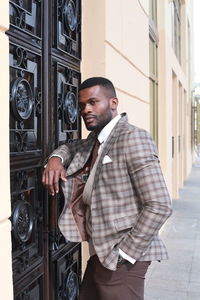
top-left (170, 0), bottom-right (181, 62)
top-left (187, 20), bottom-right (191, 88)
top-left (149, 0), bottom-right (158, 144)
top-left (149, 0), bottom-right (157, 26)
top-left (149, 35), bottom-right (158, 144)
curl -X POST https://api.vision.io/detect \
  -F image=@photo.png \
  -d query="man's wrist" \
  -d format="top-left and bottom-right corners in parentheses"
top-left (50, 154), bottom-right (63, 163)
top-left (43, 155), bottom-right (63, 168)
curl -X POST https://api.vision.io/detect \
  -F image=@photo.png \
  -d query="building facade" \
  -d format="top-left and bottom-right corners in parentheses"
top-left (0, 0), bottom-right (194, 299)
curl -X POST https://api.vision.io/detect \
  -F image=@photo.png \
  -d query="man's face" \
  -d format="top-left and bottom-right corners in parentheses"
top-left (78, 85), bottom-right (116, 132)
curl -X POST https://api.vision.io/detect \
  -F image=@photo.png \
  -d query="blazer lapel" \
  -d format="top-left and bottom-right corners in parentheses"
top-left (66, 132), bottom-right (97, 176)
top-left (94, 114), bottom-right (128, 176)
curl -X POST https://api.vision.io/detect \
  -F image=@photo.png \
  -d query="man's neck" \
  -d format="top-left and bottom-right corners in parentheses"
top-left (97, 114), bottom-right (121, 144)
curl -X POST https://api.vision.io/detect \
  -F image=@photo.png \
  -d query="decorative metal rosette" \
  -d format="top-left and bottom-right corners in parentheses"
top-left (11, 77), bottom-right (34, 121)
top-left (12, 200), bottom-right (34, 243)
top-left (17, 0), bottom-right (24, 6)
top-left (63, 0), bottom-right (77, 32)
top-left (65, 270), bottom-right (79, 300)
top-left (64, 91), bottom-right (77, 124)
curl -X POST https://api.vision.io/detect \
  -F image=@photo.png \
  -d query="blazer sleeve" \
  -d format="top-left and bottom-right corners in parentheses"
top-left (50, 144), bottom-right (73, 166)
top-left (46, 139), bottom-right (84, 167)
top-left (119, 129), bottom-right (172, 260)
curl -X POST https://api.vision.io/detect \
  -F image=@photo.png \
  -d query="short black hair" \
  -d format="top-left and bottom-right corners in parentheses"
top-left (78, 77), bottom-right (116, 98)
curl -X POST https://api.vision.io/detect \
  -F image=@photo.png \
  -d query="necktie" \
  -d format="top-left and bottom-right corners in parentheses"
top-left (91, 138), bottom-right (100, 168)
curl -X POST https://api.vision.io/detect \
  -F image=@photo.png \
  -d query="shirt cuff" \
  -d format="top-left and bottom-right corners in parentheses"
top-left (119, 248), bottom-right (136, 265)
top-left (49, 154), bottom-right (64, 163)
top-left (44, 154), bottom-right (63, 168)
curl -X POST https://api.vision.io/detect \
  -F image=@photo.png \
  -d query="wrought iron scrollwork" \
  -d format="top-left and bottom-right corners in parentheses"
top-left (16, 171), bottom-right (28, 190)
top-left (65, 270), bottom-right (79, 300)
top-left (9, 0), bottom-right (81, 297)
top-left (64, 91), bottom-right (77, 124)
top-left (11, 77), bottom-right (34, 121)
top-left (59, 269), bottom-right (79, 300)
top-left (63, 0), bottom-right (77, 32)
top-left (35, 91), bottom-right (42, 116)
top-left (12, 199), bottom-right (34, 243)
top-left (9, 43), bottom-right (41, 153)
top-left (66, 131), bottom-right (76, 143)
top-left (15, 47), bottom-right (27, 69)
top-left (49, 229), bottom-right (67, 252)
top-left (15, 282), bottom-right (41, 300)
top-left (10, 3), bottom-right (26, 29)
top-left (56, 244), bottom-right (81, 300)
top-left (14, 131), bottom-right (28, 152)
top-left (16, 289), bottom-right (29, 300)
top-left (55, 64), bottom-right (80, 144)
top-left (15, 251), bottom-right (30, 273)
top-left (56, 0), bottom-right (81, 58)
top-left (10, 168), bottom-right (43, 288)
top-left (9, 0), bottom-right (42, 46)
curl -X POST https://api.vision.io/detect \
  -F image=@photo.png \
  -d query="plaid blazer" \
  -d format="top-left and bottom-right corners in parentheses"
top-left (51, 113), bottom-right (172, 271)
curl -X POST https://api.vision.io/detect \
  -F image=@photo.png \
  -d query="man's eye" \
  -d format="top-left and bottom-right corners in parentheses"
top-left (90, 100), bottom-right (96, 105)
top-left (79, 104), bottom-right (85, 111)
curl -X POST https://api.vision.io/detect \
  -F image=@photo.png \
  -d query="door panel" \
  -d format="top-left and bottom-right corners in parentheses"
top-left (8, 1), bottom-right (82, 299)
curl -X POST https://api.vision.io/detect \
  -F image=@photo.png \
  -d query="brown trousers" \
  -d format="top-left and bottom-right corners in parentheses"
top-left (78, 255), bottom-right (151, 300)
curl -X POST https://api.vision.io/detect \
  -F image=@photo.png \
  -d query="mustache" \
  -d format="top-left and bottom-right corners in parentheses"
top-left (83, 114), bottom-right (97, 119)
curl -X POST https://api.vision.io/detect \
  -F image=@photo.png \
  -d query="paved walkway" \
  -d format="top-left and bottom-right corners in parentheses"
top-left (145, 159), bottom-right (200, 300)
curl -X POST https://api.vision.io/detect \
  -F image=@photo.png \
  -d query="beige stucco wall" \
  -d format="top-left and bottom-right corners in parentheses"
top-left (0, 1), bottom-right (13, 299)
top-left (105, 0), bottom-right (149, 128)
top-left (82, 0), bottom-right (150, 130)
top-left (157, 0), bottom-right (193, 198)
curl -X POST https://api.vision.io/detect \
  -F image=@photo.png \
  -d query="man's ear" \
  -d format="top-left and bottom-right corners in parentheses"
top-left (110, 97), bottom-right (118, 110)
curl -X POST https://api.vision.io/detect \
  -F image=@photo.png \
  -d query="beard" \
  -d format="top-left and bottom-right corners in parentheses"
top-left (84, 110), bottom-right (113, 132)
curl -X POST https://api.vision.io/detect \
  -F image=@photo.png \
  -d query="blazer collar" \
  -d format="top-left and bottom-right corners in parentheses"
top-left (93, 113), bottom-right (129, 173)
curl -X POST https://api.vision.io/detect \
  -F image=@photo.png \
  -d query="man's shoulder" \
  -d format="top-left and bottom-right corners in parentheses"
top-left (117, 122), bottom-right (157, 153)
top-left (119, 113), bottom-right (150, 135)
top-left (119, 120), bottom-right (151, 139)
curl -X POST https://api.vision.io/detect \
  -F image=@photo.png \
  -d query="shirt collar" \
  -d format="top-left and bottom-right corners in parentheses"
top-left (97, 114), bottom-right (121, 144)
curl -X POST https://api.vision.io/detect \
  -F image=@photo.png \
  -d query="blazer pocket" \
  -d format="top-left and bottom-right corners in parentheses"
top-left (102, 155), bottom-right (112, 164)
top-left (114, 214), bottom-right (138, 232)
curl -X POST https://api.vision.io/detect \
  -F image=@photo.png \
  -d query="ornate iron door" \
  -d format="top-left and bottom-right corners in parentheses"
top-left (8, 1), bottom-right (82, 299)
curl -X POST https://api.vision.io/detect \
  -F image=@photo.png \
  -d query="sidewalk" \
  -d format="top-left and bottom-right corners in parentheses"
top-left (145, 159), bottom-right (200, 300)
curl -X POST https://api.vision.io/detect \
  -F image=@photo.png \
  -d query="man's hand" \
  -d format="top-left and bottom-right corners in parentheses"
top-left (42, 157), bottom-right (67, 196)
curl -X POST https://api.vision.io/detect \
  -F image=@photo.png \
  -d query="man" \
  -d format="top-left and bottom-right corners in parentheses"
top-left (42, 77), bottom-right (172, 300)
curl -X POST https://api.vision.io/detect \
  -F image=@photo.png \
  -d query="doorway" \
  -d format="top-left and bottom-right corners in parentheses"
top-left (8, 1), bottom-right (82, 299)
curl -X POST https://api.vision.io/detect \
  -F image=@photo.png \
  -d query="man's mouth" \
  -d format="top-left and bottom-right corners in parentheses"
top-left (84, 115), bottom-right (96, 123)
